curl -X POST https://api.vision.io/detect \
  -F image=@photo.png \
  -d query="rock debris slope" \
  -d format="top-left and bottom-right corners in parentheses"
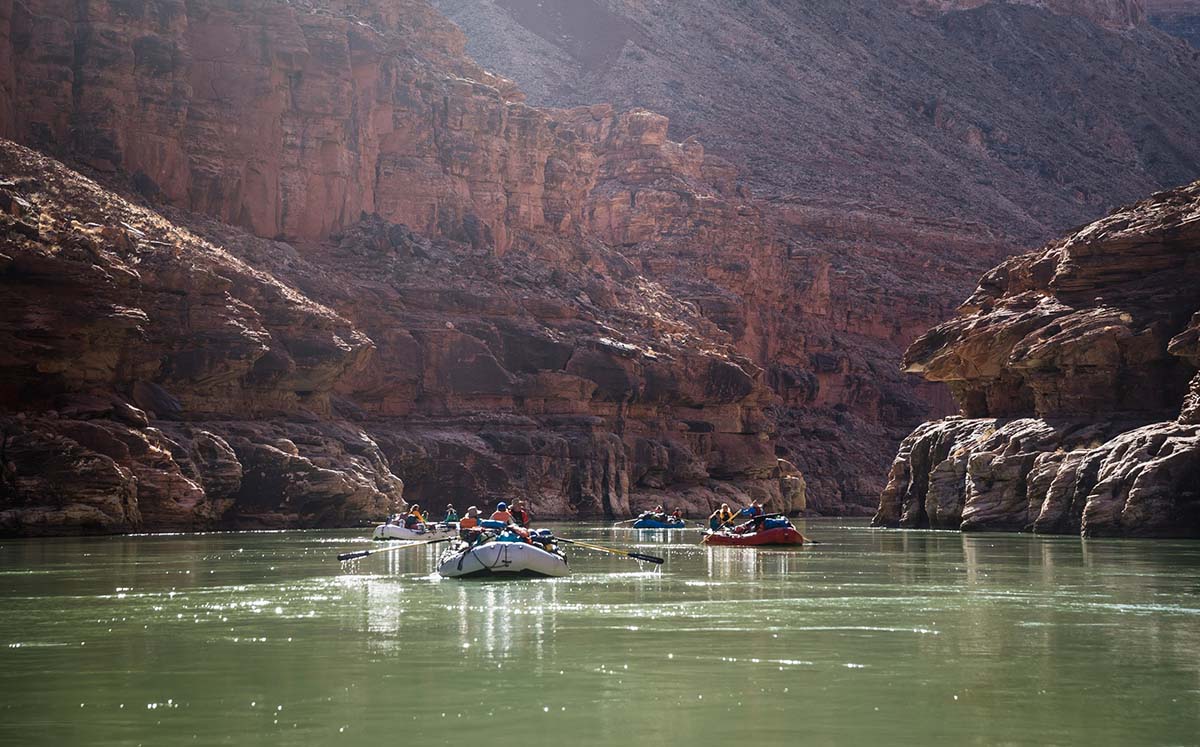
top-left (875, 182), bottom-right (1200, 537)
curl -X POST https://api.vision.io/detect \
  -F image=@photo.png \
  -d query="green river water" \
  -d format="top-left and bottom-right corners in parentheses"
top-left (1, 519), bottom-right (1199, 746)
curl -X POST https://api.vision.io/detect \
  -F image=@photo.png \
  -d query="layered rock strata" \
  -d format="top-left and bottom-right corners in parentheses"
top-left (875, 182), bottom-right (1200, 537)
top-left (0, 0), bottom-right (817, 534)
top-left (0, 111), bottom-right (800, 534)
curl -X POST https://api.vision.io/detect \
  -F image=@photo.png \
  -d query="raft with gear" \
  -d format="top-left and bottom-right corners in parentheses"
top-left (372, 522), bottom-right (459, 541)
top-left (631, 515), bottom-right (686, 529)
top-left (701, 515), bottom-right (806, 547)
top-left (437, 524), bottom-right (569, 578)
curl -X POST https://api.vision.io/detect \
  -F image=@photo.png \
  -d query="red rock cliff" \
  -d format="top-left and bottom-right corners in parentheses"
top-left (875, 182), bottom-right (1200, 537)
top-left (0, 0), bottom-right (806, 534)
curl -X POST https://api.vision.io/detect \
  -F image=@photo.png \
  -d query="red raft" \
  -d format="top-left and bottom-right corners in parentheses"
top-left (701, 525), bottom-right (806, 547)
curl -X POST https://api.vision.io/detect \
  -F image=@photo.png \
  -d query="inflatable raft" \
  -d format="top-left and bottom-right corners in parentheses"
top-left (702, 522), bottom-right (805, 547)
top-left (437, 536), bottom-right (569, 578)
top-left (372, 522), bottom-right (459, 541)
top-left (632, 516), bottom-right (686, 529)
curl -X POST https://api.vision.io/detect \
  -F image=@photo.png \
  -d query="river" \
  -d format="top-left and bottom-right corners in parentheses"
top-left (1, 520), bottom-right (1198, 745)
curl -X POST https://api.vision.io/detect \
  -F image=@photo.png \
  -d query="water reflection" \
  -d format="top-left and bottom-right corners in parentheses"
top-left (1, 522), bottom-right (1199, 745)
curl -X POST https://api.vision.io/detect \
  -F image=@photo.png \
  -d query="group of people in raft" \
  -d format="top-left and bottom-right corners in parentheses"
top-left (392, 497), bottom-right (778, 536)
top-left (390, 500), bottom-right (554, 550)
top-left (395, 499), bottom-right (534, 530)
top-left (707, 500), bottom-right (776, 533)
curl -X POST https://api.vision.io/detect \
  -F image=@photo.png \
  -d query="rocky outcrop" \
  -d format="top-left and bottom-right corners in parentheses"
top-left (875, 182), bottom-right (1200, 537)
top-left (0, 142), bottom-right (402, 534)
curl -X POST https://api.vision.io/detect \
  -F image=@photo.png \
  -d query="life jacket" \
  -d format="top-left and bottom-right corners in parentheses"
top-left (708, 508), bottom-right (733, 530)
top-left (491, 510), bottom-right (513, 523)
top-left (403, 514), bottom-right (421, 528)
top-left (445, 511), bottom-right (459, 522)
top-left (512, 508), bottom-right (530, 525)
top-left (460, 516), bottom-right (478, 529)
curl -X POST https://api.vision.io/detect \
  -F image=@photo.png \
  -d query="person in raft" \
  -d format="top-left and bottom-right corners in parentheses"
top-left (511, 500), bottom-right (532, 527)
top-left (459, 506), bottom-right (480, 529)
top-left (403, 504), bottom-right (425, 529)
top-left (672, 507), bottom-right (684, 521)
top-left (491, 502), bottom-right (514, 523)
top-left (732, 501), bottom-right (769, 533)
top-left (444, 504), bottom-right (459, 523)
top-left (740, 500), bottom-right (765, 519)
top-left (708, 503), bottom-right (734, 531)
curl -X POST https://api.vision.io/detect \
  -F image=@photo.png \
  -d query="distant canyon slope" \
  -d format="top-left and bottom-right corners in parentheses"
top-left (0, 0), bottom-right (1199, 534)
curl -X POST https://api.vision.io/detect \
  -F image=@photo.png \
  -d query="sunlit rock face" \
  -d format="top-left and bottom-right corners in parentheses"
top-left (875, 182), bottom-right (1200, 537)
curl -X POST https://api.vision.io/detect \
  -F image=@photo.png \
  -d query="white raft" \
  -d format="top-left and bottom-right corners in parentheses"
top-left (437, 540), bottom-right (569, 578)
top-left (372, 522), bottom-right (459, 541)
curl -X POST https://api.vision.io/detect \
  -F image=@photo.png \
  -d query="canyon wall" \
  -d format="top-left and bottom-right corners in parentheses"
top-left (3, 0), bottom-right (1200, 533)
top-left (435, 0), bottom-right (1200, 511)
top-left (874, 182), bottom-right (1200, 537)
top-left (0, 0), bottom-right (803, 535)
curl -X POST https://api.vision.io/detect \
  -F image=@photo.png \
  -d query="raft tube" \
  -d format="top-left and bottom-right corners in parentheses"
top-left (701, 525), bottom-right (805, 547)
top-left (372, 523), bottom-right (459, 541)
top-left (437, 540), bottom-right (569, 578)
top-left (631, 517), bottom-right (687, 529)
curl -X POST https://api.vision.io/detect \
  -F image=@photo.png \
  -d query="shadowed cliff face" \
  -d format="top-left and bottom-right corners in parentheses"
top-left (875, 182), bottom-right (1200, 537)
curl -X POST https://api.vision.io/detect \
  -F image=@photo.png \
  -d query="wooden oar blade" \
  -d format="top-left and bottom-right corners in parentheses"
top-left (338, 549), bottom-right (371, 561)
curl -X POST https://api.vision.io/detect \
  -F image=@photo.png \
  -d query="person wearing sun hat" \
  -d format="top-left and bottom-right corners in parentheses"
top-left (459, 506), bottom-right (480, 529)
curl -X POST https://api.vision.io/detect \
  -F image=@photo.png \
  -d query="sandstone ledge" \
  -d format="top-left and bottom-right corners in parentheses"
top-left (875, 180), bottom-right (1200, 538)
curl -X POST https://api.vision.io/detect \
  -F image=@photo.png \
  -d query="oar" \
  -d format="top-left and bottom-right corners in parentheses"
top-left (337, 536), bottom-right (452, 562)
top-left (552, 536), bottom-right (664, 565)
top-left (612, 517), bottom-right (641, 526)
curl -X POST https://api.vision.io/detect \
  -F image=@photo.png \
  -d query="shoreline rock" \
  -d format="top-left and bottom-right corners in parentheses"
top-left (875, 182), bottom-right (1200, 537)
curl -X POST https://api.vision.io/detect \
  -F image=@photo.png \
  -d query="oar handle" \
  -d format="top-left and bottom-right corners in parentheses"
top-left (554, 536), bottom-right (665, 565)
top-left (336, 536), bottom-right (453, 562)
